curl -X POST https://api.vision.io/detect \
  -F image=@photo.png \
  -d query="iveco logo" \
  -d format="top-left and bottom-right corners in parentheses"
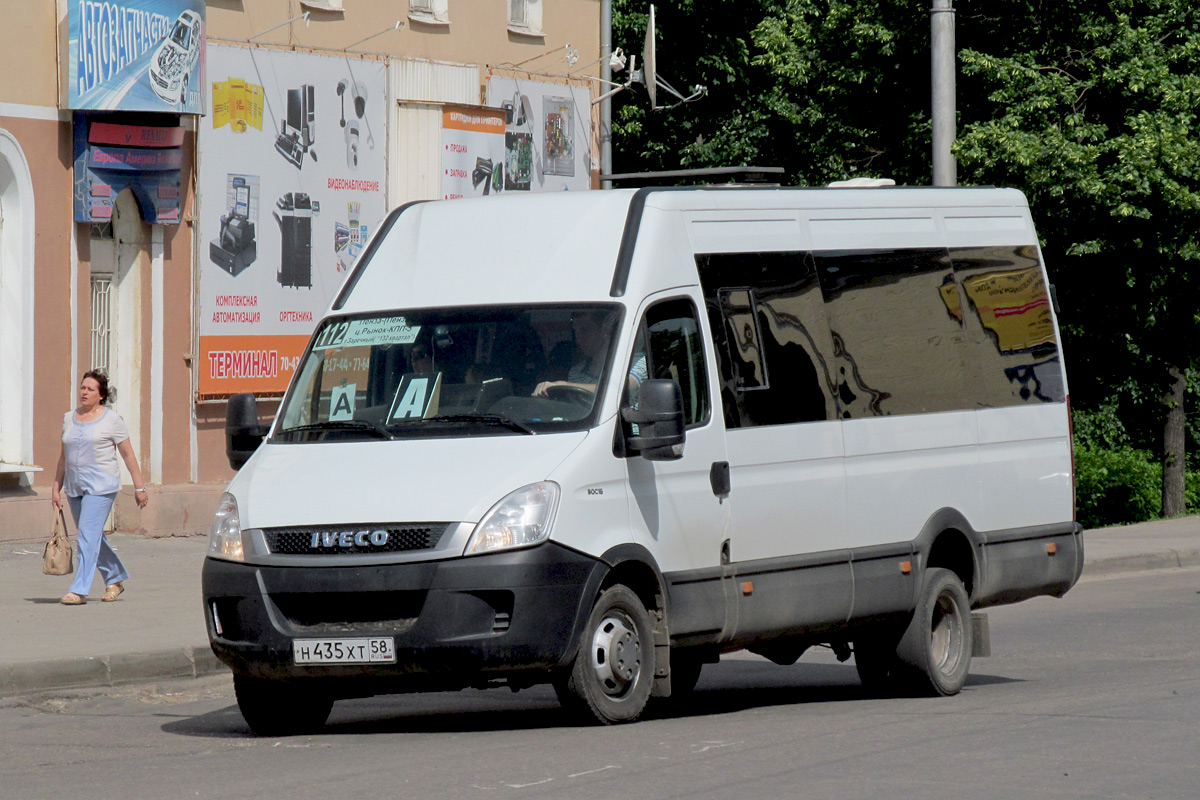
top-left (309, 530), bottom-right (389, 548)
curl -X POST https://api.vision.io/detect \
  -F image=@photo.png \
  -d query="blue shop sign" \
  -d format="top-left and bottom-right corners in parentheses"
top-left (68, 0), bottom-right (206, 115)
top-left (73, 116), bottom-right (184, 224)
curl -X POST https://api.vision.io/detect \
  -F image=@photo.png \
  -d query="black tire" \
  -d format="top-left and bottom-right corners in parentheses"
top-left (560, 585), bottom-right (655, 724)
top-left (233, 675), bottom-right (334, 736)
top-left (895, 567), bottom-right (973, 696)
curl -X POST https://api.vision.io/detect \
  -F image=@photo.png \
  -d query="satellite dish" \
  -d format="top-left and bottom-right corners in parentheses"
top-left (643, 5), bottom-right (657, 109)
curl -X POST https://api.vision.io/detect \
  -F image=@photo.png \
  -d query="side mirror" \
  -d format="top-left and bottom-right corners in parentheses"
top-left (226, 393), bottom-right (268, 470)
top-left (622, 379), bottom-right (685, 461)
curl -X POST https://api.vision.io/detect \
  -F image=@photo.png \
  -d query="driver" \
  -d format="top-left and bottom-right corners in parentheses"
top-left (533, 311), bottom-right (647, 399)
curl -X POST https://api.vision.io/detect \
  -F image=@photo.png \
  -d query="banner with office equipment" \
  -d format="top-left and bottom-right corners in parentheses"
top-left (197, 44), bottom-right (386, 396)
top-left (485, 76), bottom-right (593, 192)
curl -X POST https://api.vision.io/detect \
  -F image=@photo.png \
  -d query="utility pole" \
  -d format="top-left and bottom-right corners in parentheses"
top-left (600, 0), bottom-right (613, 189)
top-left (931, 0), bottom-right (956, 186)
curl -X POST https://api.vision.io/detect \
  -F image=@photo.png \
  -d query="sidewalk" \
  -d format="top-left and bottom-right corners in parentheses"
top-left (2, 517), bottom-right (1198, 698)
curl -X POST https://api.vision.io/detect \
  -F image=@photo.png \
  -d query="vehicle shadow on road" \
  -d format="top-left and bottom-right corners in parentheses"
top-left (161, 660), bottom-right (1024, 739)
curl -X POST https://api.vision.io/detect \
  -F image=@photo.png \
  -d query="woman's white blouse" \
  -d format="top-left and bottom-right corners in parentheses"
top-left (61, 408), bottom-right (130, 497)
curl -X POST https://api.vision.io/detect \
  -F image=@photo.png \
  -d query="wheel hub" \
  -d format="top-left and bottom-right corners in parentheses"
top-left (591, 615), bottom-right (641, 697)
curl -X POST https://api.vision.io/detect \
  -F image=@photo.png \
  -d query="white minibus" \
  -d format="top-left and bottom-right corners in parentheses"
top-left (204, 185), bottom-right (1083, 735)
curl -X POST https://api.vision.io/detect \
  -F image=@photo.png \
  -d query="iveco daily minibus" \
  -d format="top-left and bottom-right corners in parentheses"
top-left (203, 185), bottom-right (1083, 735)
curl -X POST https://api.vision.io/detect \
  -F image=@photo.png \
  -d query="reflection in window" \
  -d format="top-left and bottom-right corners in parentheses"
top-left (697, 252), bottom-right (837, 428)
top-left (951, 245), bottom-right (1064, 405)
top-left (815, 248), bottom-right (971, 417)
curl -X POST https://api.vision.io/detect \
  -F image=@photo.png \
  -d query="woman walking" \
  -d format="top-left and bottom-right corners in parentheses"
top-left (51, 370), bottom-right (148, 605)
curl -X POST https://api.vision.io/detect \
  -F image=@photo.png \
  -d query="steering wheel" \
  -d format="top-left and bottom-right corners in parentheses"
top-left (545, 384), bottom-right (595, 407)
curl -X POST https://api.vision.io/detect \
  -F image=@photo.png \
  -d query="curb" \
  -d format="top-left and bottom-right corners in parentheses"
top-left (1081, 550), bottom-right (1200, 578)
top-left (3, 552), bottom-right (1199, 699)
top-left (0, 645), bottom-right (228, 699)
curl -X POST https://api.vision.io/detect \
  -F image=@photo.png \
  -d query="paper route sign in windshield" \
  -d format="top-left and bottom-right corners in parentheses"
top-left (312, 317), bottom-right (420, 350)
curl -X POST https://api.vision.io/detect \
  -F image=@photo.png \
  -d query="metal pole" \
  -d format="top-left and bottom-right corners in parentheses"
top-left (931, 0), bottom-right (956, 186)
top-left (600, 0), bottom-right (613, 189)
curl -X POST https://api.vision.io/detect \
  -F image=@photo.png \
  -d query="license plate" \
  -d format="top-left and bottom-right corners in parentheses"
top-left (293, 637), bottom-right (396, 665)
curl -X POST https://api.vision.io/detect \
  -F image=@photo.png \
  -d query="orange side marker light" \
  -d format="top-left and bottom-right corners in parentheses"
top-left (1046, 542), bottom-right (1057, 556)
top-left (740, 581), bottom-right (754, 596)
top-left (899, 561), bottom-right (912, 574)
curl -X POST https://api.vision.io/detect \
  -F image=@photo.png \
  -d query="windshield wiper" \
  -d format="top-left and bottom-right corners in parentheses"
top-left (280, 419), bottom-right (394, 440)
top-left (422, 414), bottom-right (535, 435)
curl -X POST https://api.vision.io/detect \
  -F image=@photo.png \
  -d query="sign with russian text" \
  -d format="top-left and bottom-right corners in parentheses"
top-left (68, 0), bottom-right (206, 114)
top-left (72, 116), bottom-right (184, 224)
top-left (197, 44), bottom-right (387, 395)
top-left (441, 106), bottom-right (506, 200)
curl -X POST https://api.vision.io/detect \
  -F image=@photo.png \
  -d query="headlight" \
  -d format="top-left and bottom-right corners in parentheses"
top-left (464, 482), bottom-right (560, 556)
top-left (208, 492), bottom-right (245, 561)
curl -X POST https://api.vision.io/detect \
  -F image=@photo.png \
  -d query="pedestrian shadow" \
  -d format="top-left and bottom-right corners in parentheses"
top-left (162, 659), bottom-right (1024, 739)
top-left (26, 598), bottom-right (69, 604)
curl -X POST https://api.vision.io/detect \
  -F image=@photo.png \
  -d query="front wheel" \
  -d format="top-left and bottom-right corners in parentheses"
top-left (895, 567), bottom-right (973, 696)
top-left (558, 584), bottom-right (655, 724)
top-left (233, 675), bottom-right (333, 736)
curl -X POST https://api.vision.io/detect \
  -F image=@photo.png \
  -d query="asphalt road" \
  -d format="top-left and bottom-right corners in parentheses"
top-left (3, 567), bottom-right (1198, 800)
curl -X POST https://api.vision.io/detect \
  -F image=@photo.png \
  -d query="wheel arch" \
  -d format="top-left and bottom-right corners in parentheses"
top-left (597, 543), bottom-right (666, 617)
top-left (914, 508), bottom-right (982, 602)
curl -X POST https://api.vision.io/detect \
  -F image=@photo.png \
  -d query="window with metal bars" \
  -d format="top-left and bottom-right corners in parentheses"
top-left (90, 275), bottom-right (113, 377)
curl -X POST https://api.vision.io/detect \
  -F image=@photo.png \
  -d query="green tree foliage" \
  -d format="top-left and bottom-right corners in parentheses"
top-left (611, 0), bottom-right (1199, 521)
top-left (955, 0), bottom-right (1200, 515)
top-left (611, 0), bottom-right (934, 184)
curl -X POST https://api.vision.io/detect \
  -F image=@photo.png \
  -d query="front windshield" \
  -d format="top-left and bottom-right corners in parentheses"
top-left (169, 19), bottom-right (191, 49)
top-left (274, 304), bottom-right (622, 442)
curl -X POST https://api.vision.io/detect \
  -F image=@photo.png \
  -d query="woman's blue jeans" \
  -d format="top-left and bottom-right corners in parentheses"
top-left (67, 493), bottom-right (130, 597)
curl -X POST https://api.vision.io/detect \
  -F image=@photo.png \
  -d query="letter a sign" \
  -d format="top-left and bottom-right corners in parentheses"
top-left (389, 373), bottom-right (442, 420)
top-left (329, 383), bottom-right (357, 421)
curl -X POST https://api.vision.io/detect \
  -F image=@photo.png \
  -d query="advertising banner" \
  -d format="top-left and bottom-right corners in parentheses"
top-left (197, 44), bottom-right (387, 396)
top-left (485, 76), bottom-right (593, 192)
top-left (68, 0), bottom-right (206, 114)
top-left (72, 117), bottom-right (185, 223)
top-left (441, 105), bottom-right (506, 200)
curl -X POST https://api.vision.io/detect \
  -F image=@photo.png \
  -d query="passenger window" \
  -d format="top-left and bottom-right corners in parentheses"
top-left (697, 252), bottom-right (838, 428)
top-left (631, 298), bottom-right (711, 428)
top-left (814, 247), bottom-right (973, 417)
top-left (950, 245), bottom-right (1065, 405)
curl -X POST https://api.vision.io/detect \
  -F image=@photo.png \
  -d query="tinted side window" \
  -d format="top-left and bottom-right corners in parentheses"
top-left (696, 252), bottom-right (838, 428)
top-left (950, 245), bottom-right (1065, 404)
top-left (814, 248), bottom-right (974, 417)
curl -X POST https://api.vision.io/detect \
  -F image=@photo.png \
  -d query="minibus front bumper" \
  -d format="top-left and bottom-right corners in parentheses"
top-left (202, 541), bottom-right (606, 691)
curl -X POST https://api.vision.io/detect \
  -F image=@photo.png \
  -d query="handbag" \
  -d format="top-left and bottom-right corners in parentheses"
top-left (42, 507), bottom-right (74, 576)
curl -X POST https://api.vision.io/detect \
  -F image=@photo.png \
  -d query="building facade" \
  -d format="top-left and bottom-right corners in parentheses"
top-left (0, 0), bottom-right (602, 543)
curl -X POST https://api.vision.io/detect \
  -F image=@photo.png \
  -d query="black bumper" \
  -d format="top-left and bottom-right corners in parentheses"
top-left (202, 542), bottom-right (606, 693)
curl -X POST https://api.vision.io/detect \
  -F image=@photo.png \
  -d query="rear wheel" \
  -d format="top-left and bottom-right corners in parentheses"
top-left (558, 584), bottom-right (655, 724)
top-left (233, 675), bottom-right (334, 736)
top-left (896, 567), bottom-right (973, 696)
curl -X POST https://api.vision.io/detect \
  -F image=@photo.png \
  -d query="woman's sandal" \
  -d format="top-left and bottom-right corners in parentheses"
top-left (101, 582), bottom-right (125, 602)
top-left (60, 592), bottom-right (86, 605)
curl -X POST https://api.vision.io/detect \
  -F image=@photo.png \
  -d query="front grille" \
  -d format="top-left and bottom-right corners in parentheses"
top-left (272, 590), bottom-right (422, 633)
top-left (264, 523), bottom-right (450, 555)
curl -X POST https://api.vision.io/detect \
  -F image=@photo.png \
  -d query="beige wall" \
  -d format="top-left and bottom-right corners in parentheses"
top-left (207, 0), bottom-right (600, 73)
top-left (0, 0), bottom-right (605, 543)
top-left (0, 3), bottom-right (60, 106)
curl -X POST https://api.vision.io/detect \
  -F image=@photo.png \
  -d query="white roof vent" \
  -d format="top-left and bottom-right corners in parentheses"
top-left (827, 177), bottom-right (896, 188)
